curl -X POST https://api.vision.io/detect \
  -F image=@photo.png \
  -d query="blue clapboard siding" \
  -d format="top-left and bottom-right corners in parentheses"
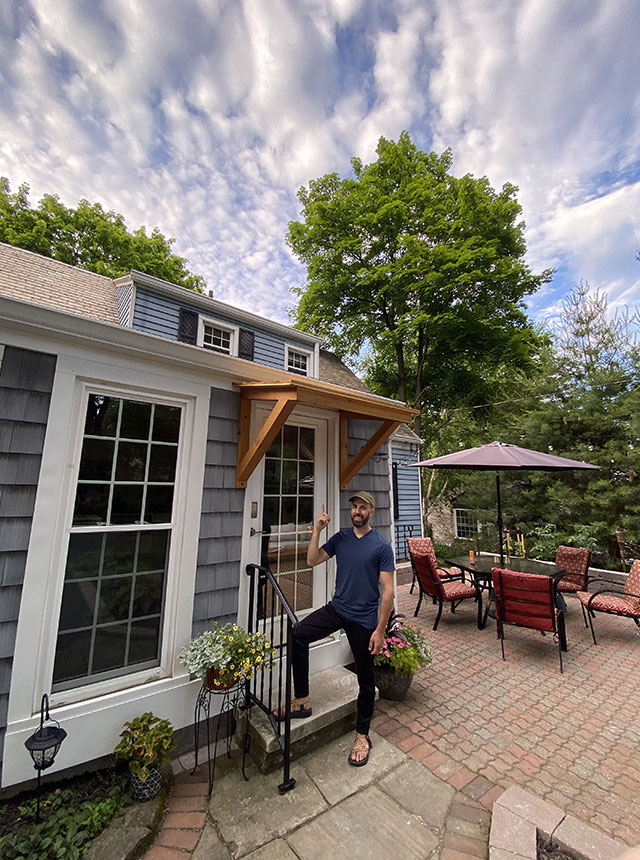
top-left (0, 346), bottom-right (56, 783)
top-left (131, 287), bottom-right (311, 371)
top-left (392, 444), bottom-right (422, 560)
top-left (192, 387), bottom-right (246, 633)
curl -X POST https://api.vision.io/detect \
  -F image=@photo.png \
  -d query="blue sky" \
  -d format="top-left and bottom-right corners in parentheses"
top-left (1, 0), bottom-right (639, 335)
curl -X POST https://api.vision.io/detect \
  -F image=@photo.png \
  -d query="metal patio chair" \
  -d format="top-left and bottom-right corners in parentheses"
top-left (577, 559), bottom-right (640, 644)
top-left (407, 536), bottom-right (458, 594)
top-left (491, 568), bottom-right (567, 672)
top-left (410, 549), bottom-right (482, 630)
top-left (555, 545), bottom-right (591, 594)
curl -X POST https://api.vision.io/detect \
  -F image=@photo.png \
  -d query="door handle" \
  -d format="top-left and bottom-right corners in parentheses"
top-left (250, 528), bottom-right (266, 537)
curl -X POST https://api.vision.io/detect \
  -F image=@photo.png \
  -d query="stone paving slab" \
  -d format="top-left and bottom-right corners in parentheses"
top-left (286, 784), bottom-right (439, 860)
top-left (378, 758), bottom-right (456, 832)
top-left (209, 760), bottom-right (329, 857)
top-left (299, 728), bottom-right (405, 805)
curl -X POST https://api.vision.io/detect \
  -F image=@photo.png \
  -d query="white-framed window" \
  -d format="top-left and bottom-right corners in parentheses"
top-left (199, 316), bottom-right (238, 356)
top-left (52, 391), bottom-right (183, 692)
top-left (454, 508), bottom-right (477, 540)
top-left (286, 345), bottom-right (312, 376)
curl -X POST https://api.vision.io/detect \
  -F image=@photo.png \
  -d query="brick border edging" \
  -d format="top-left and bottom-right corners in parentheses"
top-left (489, 786), bottom-right (628, 860)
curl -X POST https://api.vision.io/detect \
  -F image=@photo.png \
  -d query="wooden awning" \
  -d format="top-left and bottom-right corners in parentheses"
top-left (235, 379), bottom-right (419, 489)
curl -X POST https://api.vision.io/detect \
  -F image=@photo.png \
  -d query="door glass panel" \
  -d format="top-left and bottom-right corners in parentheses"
top-left (262, 424), bottom-right (315, 613)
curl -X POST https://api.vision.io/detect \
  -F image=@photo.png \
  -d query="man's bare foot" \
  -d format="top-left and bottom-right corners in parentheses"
top-left (348, 732), bottom-right (372, 766)
top-left (272, 697), bottom-right (312, 721)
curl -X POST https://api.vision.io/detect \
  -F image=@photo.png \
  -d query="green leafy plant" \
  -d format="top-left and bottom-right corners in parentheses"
top-left (0, 776), bottom-right (129, 860)
top-left (374, 613), bottom-right (433, 675)
top-left (113, 712), bottom-right (176, 780)
top-left (178, 622), bottom-right (275, 685)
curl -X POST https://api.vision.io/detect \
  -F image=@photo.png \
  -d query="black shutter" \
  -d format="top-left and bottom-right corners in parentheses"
top-left (178, 308), bottom-right (199, 345)
top-left (238, 328), bottom-right (255, 361)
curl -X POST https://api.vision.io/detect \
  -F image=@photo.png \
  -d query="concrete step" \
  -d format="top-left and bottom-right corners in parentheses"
top-left (235, 666), bottom-right (364, 773)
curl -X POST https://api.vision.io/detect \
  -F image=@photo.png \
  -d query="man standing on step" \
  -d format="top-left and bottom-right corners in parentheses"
top-left (275, 491), bottom-right (395, 767)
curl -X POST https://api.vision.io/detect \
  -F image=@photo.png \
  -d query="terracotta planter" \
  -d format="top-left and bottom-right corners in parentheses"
top-left (374, 666), bottom-right (413, 701)
top-left (204, 667), bottom-right (238, 691)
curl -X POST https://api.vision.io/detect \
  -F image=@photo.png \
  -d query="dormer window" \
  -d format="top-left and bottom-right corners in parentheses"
top-left (287, 346), bottom-right (311, 376)
top-left (198, 316), bottom-right (238, 356)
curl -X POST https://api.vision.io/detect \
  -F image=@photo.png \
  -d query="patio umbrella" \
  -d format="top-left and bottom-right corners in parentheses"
top-left (412, 441), bottom-right (600, 566)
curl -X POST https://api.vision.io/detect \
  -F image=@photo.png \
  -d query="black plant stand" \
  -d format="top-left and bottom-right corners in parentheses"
top-left (191, 682), bottom-right (251, 795)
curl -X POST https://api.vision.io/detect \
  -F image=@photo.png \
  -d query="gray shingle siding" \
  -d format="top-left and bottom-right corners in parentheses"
top-left (193, 388), bottom-right (245, 635)
top-left (0, 347), bottom-right (56, 781)
top-left (342, 419), bottom-right (393, 544)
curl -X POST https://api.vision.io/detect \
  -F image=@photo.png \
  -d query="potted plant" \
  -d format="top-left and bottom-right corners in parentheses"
top-left (178, 622), bottom-right (275, 690)
top-left (373, 612), bottom-right (433, 700)
top-left (114, 711), bottom-right (176, 801)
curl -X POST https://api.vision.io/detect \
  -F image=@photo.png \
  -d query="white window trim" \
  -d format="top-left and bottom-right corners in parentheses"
top-left (285, 343), bottom-right (314, 377)
top-left (453, 507), bottom-right (477, 540)
top-left (198, 315), bottom-right (239, 356)
top-left (4, 353), bottom-right (210, 787)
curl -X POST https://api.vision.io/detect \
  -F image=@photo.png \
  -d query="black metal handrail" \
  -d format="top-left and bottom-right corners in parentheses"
top-left (244, 563), bottom-right (300, 794)
top-left (394, 523), bottom-right (415, 561)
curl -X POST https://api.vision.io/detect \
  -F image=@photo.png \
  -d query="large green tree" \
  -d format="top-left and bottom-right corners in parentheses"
top-left (288, 132), bottom-right (551, 435)
top-left (0, 178), bottom-right (205, 291)
top-left (450, 285), bottom-right (640, 568)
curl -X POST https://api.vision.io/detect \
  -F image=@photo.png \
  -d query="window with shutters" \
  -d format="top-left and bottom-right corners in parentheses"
top-left (198, 316), bottom-right (238, 356)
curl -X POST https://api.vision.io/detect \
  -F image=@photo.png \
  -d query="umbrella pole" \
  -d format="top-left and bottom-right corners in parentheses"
top-left (496, 471), bottom-right (505, 567)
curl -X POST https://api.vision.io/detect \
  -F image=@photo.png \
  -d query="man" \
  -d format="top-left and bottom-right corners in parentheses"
top-left (275, 491), bottom-right (395, 766)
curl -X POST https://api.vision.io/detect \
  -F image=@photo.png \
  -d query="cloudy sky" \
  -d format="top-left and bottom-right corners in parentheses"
top-left (1, 0), bottom-right (639, 330)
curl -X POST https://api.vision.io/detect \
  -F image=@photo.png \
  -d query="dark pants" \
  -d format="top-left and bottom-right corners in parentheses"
top-left (292, 602), bottom-right (376, 736)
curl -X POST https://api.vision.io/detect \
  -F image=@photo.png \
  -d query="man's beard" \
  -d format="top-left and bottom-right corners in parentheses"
top-left (351, 511), bottom-right (371, 528)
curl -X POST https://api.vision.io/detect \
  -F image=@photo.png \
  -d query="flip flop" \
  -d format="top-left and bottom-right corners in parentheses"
top-left (348, 733), bottom-right (372, 767)
top-left (273, 699), bottom-right (312, 722)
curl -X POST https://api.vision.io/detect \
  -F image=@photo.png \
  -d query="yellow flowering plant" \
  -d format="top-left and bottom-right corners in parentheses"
top-left (179, 621), bottom-right (275, 686)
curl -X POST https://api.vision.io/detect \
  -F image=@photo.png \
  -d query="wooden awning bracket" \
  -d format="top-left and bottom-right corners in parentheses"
top-left (235, 380), bottom-right (417, 489)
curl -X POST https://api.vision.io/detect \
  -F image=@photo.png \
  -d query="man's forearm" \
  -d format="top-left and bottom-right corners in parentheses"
top-left (376, 580), bottom-right (395, 634)
top-left (307, 528), bottom-right (324, 567)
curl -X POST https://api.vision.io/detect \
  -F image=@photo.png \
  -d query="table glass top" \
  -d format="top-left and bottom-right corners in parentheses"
top-left (445, 555), bottom-right (564, 578)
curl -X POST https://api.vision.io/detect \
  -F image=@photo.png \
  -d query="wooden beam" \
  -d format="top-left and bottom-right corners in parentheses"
top-left (235, 397), bottom-right (253, 488)
top-left (340, 420), bottom-right (401, 489)
top-left (340, 414), bottom-right (349, 488)
top-left (236, 394), bottom-right (297, 487)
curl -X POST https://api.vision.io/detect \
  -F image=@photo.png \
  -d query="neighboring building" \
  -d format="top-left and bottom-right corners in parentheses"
top-left (0, 243), bottom-right (417, 788)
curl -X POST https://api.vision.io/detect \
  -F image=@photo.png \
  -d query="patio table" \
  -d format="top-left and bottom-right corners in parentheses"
top-left (445, 555), bottom-right (568, 649)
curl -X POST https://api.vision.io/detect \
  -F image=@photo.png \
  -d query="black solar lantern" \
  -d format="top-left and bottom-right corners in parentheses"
top-left (24, 694), bottom-right (67, 820)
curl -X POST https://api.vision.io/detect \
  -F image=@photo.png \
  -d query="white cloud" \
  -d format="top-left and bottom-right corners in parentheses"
top-left (0, 0), bottom-right (639, 328)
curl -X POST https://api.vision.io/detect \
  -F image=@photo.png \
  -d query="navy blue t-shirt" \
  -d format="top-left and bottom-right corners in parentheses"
top-left (322, 528), bottom-right (395, 627)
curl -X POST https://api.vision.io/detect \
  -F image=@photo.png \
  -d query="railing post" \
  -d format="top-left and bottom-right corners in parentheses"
top-left (244, 563), bottom-right (298, 794)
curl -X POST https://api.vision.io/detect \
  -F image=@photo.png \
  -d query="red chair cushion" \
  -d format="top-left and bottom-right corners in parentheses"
top-left (441, 580), bottom-right (478, 600)
top-left (577, 590), bottom-right (640, 618)
top-left (625, 560), bottom-right (640, 612)
top-left (555, 545), bottom-right (590, 591)
top-left (492, 569), bottom-right (556, 633)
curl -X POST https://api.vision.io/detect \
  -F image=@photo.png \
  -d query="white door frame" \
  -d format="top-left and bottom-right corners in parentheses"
top-left (238, 404), bottom-right (351, 673)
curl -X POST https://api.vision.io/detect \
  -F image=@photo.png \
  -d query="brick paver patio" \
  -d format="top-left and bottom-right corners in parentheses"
top-left (372, 581), bottom-right (640, 847)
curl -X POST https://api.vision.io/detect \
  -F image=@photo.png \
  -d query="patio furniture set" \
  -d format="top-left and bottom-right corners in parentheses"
top-left (407, 537), bottom-right (640, 673)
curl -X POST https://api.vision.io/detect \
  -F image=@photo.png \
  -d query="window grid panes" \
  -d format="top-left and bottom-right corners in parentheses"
top-left (53, 393), bottom-right (181, 691)
top-left (454, 508), bottom-right (476, 540)
top-left (203, 324), bottom-right (232, 354)
top-left (287, 349), bottom-right (308, 376)
top-left (262, 425), bottom-right (315, 612)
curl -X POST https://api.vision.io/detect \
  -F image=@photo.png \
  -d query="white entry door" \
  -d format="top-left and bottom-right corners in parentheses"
top-left (244, 409), bottom-right (331, 617)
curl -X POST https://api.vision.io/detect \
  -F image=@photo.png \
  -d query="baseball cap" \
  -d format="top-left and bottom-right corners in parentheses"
top-left (348, 490), bottom-right (375, 507)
